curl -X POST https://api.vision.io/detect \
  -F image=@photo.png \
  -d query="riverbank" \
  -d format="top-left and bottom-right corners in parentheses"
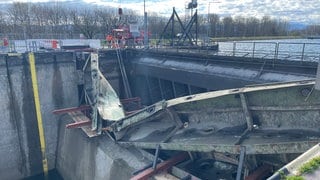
top-left (211, 36), bottom-right (302, 42)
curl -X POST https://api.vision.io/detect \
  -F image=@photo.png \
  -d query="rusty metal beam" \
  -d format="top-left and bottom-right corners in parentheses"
top-left (52, 105), bottom-right (91, 114)
top-left (66, 120), bottom-right (91, 129)
top-left (125, 110), bottom-right (140, 116)
top-left (245, 164), bottom-right (272, 180)
top-left (130, 152), bottom-right (189, 180)
top-left (119, 140), bottom-right (320, 154)
top-left (121, 97), bottom-right (141, 104)
top-left (212, 152), bottom-right (239, 166)
top-left (68, 111), bottom-right (98, 138)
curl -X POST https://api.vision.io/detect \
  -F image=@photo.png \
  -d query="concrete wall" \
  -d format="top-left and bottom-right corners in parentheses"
top-left (127, 53), bottom-right (315, 105)
top-left (0, 54), bottom-right (25, 179)
top-left (56, 119), bottom-right (151, 180)
top-left (0, 52), bottom-right (78, 179)
top-left (0, 50), bottom-right (150, 179)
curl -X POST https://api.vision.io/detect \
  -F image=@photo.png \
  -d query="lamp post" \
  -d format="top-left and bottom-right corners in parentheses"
top-left (144, 0), bottom-right (148, 49)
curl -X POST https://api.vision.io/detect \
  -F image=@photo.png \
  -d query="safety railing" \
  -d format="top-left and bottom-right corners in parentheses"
top-left (150, 41), bottom-right (320, 62)
top-left (6, 39), bottom-right (60, 53)
top-left (2, 39), bottom-right (319, 63)
top-left (2, 39), bottom-right (101, 53)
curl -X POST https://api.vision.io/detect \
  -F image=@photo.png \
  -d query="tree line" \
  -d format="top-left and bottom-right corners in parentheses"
top-left (0, 2), bottom-right (318, 40)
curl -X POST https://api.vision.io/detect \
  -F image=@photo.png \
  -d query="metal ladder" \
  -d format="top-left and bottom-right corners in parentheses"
top-left (113, 40), bottom-right (132, 98)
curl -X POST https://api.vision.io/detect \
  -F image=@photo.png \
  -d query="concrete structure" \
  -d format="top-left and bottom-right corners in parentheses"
top-left (0, 52), bottom-right (77, 179)
top-left (0, 52), bottom-right (155, 179)
top-left (126, 50), bottom-right (316, 104)
top-left (56, 119), bottom-right (152, 180)
top-left (0, 49), bottom-right (318, 179)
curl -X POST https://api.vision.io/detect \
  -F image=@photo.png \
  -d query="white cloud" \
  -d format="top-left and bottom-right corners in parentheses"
top-left (209, 0), bottom-right (320, 24)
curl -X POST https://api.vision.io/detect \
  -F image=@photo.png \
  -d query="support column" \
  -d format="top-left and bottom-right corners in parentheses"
top-left (240, 93), bottom-right (253, 130)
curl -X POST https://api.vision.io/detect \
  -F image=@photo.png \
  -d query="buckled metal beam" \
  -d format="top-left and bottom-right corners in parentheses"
top-left (52, 105), bottom-right (91, 114)
top-left (236, 146), bottom-right (246, 180)
top-left (66, 120), bottom-right (91, 129)
top-left (110, 100), bottom-right (167, 133)
top-left (130, 152), bottom-right (189, 180)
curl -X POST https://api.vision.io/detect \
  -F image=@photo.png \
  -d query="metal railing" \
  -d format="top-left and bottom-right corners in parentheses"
top-left (2, 39), bottom-right (319, 63)
top-left (5, 39), bottom-right (61, 53)
top-left (150, 41), bottom-right (320, 62)
top-left (1, 39), bottom-right (102, 53)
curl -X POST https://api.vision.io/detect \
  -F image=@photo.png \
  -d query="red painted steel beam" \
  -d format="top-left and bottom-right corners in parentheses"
top-left (52, 105), bottom-right (91, 114)
top-left (131, 152), bottom-right (189, 180)
top-left (120, 97), bottom-right (141, 104)
top-left (66, 120), bottom-right (91, 129)
top-left (245, 164), bottom-right (273, 180)
top-left (125, 110), bottom-right (140, 116)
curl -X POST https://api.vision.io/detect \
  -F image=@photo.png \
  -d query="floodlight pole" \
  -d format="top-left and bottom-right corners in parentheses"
top-left (144, 0), bottom-right (149, 49)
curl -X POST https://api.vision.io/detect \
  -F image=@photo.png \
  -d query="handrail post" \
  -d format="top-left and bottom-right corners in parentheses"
top-left (233, 41), bottom-right (236, 56)
top-left (274, 42), bottom-right (279, 60)
top-left (301, 43), bottom-right (306, 62)
top-left (25, 40), bottom-right (28, 52)
top-left (252, 42), bottom-right (255, 58)
top-left (273, 43), bottom-right (279, 68)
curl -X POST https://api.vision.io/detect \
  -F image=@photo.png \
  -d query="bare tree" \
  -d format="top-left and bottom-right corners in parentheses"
top-left (208, 13), bottom-right (219, 37)
top-left (95, 8), bottom-right (118, 37)
top-left (222, 17), bottom-right (234, 37)
top-left (0, 11), bottom-right (9, 35)
top-left (7, 2), bottom-right (32, 39)
top-left (148, 12), bottom-right (167, 39)
top-left (233, 16), bottom-right (246, 37)
top-left (246, 17), bottom-right (259, 37)
top-left (2, 2), bottom-right (294, 39)
top-left (29, 4), bottom-right (48, 37)
top-left (70, 9), bottom-right (99, 39)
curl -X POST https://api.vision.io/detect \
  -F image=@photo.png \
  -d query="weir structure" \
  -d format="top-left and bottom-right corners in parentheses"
top-left (0, 47), bottom-right (320, 179)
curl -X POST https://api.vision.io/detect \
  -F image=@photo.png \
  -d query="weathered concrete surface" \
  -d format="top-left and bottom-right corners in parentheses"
top-left (0, 55), bottom-right (24, 179)
top-left (56, 118), bottom-right (151, 180)
top-left (130, 56), bottom-right (314, 90)
top-left (0, 50), bottom-right (151, 180)
top-left (0, 51), bottom-right (128, 179)
top-left (116, 80), bottom-right (320, 155)
top-left (0, 52), bottom-right (78, 179)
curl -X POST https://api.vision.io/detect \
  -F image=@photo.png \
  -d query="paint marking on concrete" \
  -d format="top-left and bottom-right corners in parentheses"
top-left (28, 52), bottom-right (48, 179)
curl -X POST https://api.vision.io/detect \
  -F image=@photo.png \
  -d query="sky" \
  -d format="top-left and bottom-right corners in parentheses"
top-left (4, 0), bottom-right (320, 24)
